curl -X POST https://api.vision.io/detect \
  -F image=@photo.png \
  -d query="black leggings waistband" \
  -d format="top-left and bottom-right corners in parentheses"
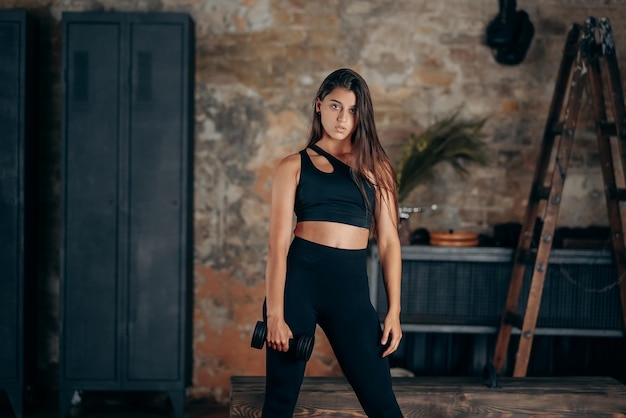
top-left (288, 236), bottom-right (367, 273)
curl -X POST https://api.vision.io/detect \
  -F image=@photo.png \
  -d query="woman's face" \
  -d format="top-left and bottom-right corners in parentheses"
top-left (316, 87), bottom-right (357, 142)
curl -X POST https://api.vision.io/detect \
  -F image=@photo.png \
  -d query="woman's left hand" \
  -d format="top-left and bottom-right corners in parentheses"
top-left (380, 312), bottom-right (402, 357)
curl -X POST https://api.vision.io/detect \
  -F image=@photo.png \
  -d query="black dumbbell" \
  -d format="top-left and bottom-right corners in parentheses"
top-left (250, 321), bottom-right (314, 361)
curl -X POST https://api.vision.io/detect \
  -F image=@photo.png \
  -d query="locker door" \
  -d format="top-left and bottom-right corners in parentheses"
top-left (61, 21), bottom-right (121, 381)
top-left (0, 18), bottom-right (21, 383)
top-left (126, 19), bottom-right (189, 382)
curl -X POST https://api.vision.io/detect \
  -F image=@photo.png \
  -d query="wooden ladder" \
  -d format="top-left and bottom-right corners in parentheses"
top-left (489, 17), bottom-right (626, 379)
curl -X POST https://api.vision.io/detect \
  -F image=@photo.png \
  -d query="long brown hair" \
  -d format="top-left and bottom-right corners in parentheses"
top-left (306, 68), bottom-right (398, 228)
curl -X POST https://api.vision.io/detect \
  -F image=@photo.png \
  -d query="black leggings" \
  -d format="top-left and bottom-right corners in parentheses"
top-left (262, 236), bottom-right (403, 418)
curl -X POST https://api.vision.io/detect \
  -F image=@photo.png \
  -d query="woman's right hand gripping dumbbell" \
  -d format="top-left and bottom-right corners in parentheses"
top-left (266, 315), bottom-right (294, 352)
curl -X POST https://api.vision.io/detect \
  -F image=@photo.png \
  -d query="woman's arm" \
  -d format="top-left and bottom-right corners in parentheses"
top-left (264, 153), bottom-right (300, 352)
top-left (374, 177), bottom-right (403, 358)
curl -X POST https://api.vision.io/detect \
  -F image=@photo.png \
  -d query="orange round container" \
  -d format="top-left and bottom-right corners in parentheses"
top-left (429, 230), bottom-right (479, 247)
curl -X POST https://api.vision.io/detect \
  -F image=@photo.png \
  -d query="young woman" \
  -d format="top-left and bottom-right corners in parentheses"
top-left (262, 68), bottom-right (404, 418)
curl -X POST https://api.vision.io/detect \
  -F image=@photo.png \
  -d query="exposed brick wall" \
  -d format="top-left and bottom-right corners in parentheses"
top-left (4, 0), bottom-right (626, 405)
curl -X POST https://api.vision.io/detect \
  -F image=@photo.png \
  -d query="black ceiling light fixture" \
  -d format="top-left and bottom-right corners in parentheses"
top-left (485, 0), bottom-right (535, 65)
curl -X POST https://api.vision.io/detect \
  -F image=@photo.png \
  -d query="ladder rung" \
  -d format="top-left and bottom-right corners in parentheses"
top-left (598, 121), bottom-right (617, 136)
top-left (551, 121), bottom-right (564, 135)
top-left (530, 184), bottom-right (551, 201)
top-left (516, 249), bottom-right (537, 265)
top-left (606, 187), bottom-right (626, 201)
top-left (504, 311), bottom-right (524, 329)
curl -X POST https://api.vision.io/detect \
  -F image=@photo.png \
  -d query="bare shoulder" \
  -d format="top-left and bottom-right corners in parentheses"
top-left (272, 151), bottom-right (302, 186)
top-left (280, 151), bottom-right (301, 165)
top-left (276, 152), bottom-right (301, 172)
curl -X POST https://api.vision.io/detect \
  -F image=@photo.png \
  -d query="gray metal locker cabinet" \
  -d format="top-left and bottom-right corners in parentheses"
top-left (0, 10), bottom-right (37, 418)
top-left (60, 12), bottom-right (194, 418)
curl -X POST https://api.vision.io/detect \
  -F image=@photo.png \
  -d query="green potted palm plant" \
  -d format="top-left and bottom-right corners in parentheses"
top-left (395, 111), bottom-right (489, 244)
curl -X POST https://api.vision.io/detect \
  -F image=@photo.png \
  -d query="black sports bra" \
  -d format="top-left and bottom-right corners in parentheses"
top-left (294, 144), bottom-right (375, 229)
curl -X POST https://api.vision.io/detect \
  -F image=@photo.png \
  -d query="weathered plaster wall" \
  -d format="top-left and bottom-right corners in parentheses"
top-left (3, 0), bottom-right (626, 405)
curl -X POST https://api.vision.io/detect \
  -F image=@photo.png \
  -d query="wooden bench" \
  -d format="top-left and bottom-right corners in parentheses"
top-left (230, 375), bottom-right (626, 417)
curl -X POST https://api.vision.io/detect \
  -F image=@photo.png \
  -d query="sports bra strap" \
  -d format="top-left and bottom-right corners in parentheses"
top-left (309, 144), bottom-right (347, 168)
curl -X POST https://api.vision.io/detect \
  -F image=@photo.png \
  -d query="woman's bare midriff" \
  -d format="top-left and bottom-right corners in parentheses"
top-left (294, 221), bottom-right (370, 249)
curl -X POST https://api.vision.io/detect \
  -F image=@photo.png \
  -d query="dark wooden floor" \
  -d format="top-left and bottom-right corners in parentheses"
top-left (0, 393), bottom-right (229, 418)
top-left (5, 375), bottom-right (626, 417)
top-left (231, 375), bottom-right (626, 417)
top-left (0, 407), bottom-right (230, 418)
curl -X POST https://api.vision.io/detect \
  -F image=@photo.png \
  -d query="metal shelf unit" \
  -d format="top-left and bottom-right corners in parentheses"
top-left (368, 245), bottom-right (623, 338)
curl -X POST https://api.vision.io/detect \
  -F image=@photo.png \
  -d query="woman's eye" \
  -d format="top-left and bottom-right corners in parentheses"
top-left (330, 104), bottom-right (339, 110)
top-left (350, 108), bottom-right (357, 114)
